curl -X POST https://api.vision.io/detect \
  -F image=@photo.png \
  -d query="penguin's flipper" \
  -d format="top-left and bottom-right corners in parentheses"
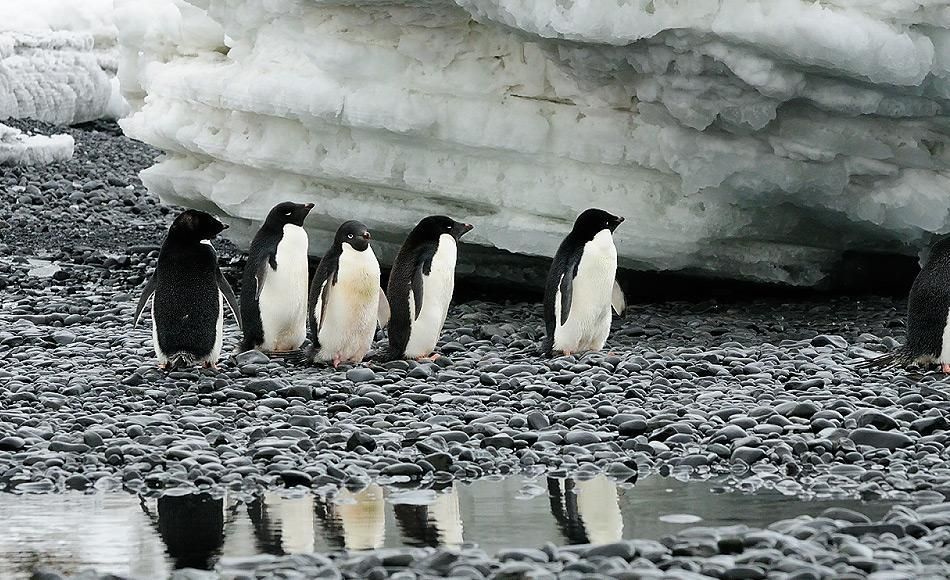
top-left (558, 272), bottom-right (574, 326)
top-left (310, 277), bottom-right (332, 337)
top-left (611, 280), bottom-right (626, 316)
top-left (216, 268), bottom-right (242, 330)
top-left (377, 289), bottom-right (391, 328)
top-left (411, 264), bottom-right (425, 320)
top-left (253, 257), bottom-right (274, 301)
top-left (133, 274), bottom-right (158, 326)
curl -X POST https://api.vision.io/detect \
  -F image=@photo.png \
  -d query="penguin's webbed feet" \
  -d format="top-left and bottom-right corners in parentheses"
top-left (941, 363), bottom-right (950, 374)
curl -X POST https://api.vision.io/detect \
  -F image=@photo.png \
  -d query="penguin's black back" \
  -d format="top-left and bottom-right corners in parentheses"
top-left (542, 235), bottom-right (584, 355)
top-left (154, 241), bottom-right (221, 359)
top-left (386, 235), bottom-right (437, 359)
top-left (240, 226), bottom-right (281, 351)
top-left (906, 242), bottom-right (950, 358)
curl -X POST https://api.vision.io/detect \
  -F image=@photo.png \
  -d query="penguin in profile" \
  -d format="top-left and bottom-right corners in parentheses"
top-left (308, 220), bottom-right (389, 367)
top-left (239, 201), bottom-right (314, 353)
top-left (543, 208), bottom-right (626, 357)
top-left (860, 236), bottom-right (950, 373)
top-left (133, 209), bottom-right (241, 369)
top-left (385, 216), bottom-right (473, 361)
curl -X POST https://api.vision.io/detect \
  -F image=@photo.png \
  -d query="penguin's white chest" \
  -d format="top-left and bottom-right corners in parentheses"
top-left (554, 230), bottom-right (617, 353)
top-left (405, 235), bottom-right (458, 358)
top-left (318, 245), bottom-right (381, 362)
top-left (258, 224), bottom-right (309, 351)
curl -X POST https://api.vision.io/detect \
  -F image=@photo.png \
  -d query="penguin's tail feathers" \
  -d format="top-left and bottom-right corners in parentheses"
top-left (854, 348), bottom-right (912, 372)
top-left (280, 349), bottom-right (311, 366)
top-left (371, 343), bottom-right (403, 363)
top-left (167, 352), bottom-right (199, 371)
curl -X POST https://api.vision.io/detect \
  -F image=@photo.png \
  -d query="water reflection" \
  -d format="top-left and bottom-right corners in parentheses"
top-left (0, 476), bottom-right (896, 579)
top-left (548, 476), bottom-right (624, 545)
top-left (145, 493), bottom-right (225, 569)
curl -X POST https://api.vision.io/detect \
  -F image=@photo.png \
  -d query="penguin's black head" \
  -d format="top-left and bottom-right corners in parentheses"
top-left (169, 209), bottom-right (228, 242)
top-left (336, 220), bottom-right (372, 252)
top-left (924, 235), bottom-right (950, 266)
top-left (571, 208), bottom-right (624, 240)
top-left (413, 215), bottom-right (474, 242)
top-left (264, 201), bottom-right (315, 228)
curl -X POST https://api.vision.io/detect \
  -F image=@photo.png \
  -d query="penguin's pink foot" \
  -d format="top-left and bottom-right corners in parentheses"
top-left (158, 363), bottom-right (169, 370)
top-left (203, 361), bottom-right (218, 370)
top-left (416, 353), bottom-right (441, 362)
top-left (941, 363), bottom-right (950, 374)
top-left (332, 354), bottom-right (341, 369)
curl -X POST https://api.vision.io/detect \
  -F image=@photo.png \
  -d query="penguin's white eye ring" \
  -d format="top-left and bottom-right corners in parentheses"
top-left (447, 226), bottom-right (452, 230)
top-left (285, 212), bottom-right (292, 216)
top-left (348, 234), bottom-right (353, 239)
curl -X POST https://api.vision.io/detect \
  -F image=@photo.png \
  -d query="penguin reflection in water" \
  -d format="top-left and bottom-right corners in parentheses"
top-left (861, 236), bottom-right (950, 373)
top-left (543, 208), bottom-right (626, 357)
top-left (133, 209), bottom-right (241, 369)
top-left (308, 221), bottom-right (390, 367)
top-left (239, 201), bottom-right (314, 354)
top-left (385, 215), bottom-right (473, 361)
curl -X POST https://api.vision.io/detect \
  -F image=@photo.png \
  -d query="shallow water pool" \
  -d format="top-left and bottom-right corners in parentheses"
top-left (0, 475), bottom-right (893, 578)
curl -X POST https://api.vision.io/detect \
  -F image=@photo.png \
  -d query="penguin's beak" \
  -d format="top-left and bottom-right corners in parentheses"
top-left (221, 223), bottom-right (230, 230)
top-left (304, 203), bottom-right (315, 210)
top-left (362, 231), bottom-right (371, 240)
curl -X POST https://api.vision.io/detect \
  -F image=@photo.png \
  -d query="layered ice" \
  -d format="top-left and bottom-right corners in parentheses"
top-left (117, 0), bottom-right (950, 286)
top-left (0, 123), bottom-right (73, 165)
top-left (0, 0), bottom-right (126, 125)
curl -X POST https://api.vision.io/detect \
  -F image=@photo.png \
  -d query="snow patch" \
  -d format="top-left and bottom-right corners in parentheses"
top-left (0, 123), bottom-right (73, 165)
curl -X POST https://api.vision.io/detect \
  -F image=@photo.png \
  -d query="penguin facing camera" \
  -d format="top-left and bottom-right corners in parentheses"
top-left (543, 208), bottom-right (626, 357)
top-left (307, 220), bottom-right (390, 368)
top-left (133, 209), bottom-right (240, 370)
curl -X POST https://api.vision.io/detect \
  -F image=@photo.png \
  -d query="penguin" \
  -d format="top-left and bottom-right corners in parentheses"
top-left (860, 236), bottom-right (950, 373)
top-left (307, 220), bottom-right (390, 367)
top-left (542, 208), bottom-right (626, 357)
top-left (384, 216), bottom-right (473, 361)
top-left (239, 201), bottom-right (315, 353)
top-left (133, 209), bottom-right (241, 369)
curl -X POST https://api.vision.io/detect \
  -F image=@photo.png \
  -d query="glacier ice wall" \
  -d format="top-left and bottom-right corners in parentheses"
top-left (118, 0), bottom-right (950, 286)
top-left (0, 0), bottom-right (126, 124)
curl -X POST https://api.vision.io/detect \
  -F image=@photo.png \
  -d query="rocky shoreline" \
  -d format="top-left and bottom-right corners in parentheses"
top-left (2, 120), bottom-right (950, 579)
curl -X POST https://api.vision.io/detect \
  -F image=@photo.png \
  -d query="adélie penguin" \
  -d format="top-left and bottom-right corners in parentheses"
top-left (384, 216), bottom-right (473, 361)
top-left (860, 236), bottom-right (950, 373)
top-left (133, 209), bottom-right (241, 369)
top-left (239, 201), bottom-right (314, 353)
top-left (307, 220), bottom-right (390, 367)
top-left (543, 208), bottom-right (626, 357)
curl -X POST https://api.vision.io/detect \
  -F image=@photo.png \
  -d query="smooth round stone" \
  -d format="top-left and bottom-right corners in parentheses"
top-left (346, 368), bottom-right (377, 383)
top-left (849, 428), bottom-right (913, 450)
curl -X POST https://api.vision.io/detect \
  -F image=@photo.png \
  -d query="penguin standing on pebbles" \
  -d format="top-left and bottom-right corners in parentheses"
top-left (384, 216), bottom-right (473, 361)
top-left (543, 208), bottom-right (626, 357)
top-left (239, 201), bottom-right (314, 353)
top-left (133, 209), bottom-right (241, 369)
top-left (861, 237), bottom-right (950, 373)
top-left (308, 221), bottom-right (390, 367)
